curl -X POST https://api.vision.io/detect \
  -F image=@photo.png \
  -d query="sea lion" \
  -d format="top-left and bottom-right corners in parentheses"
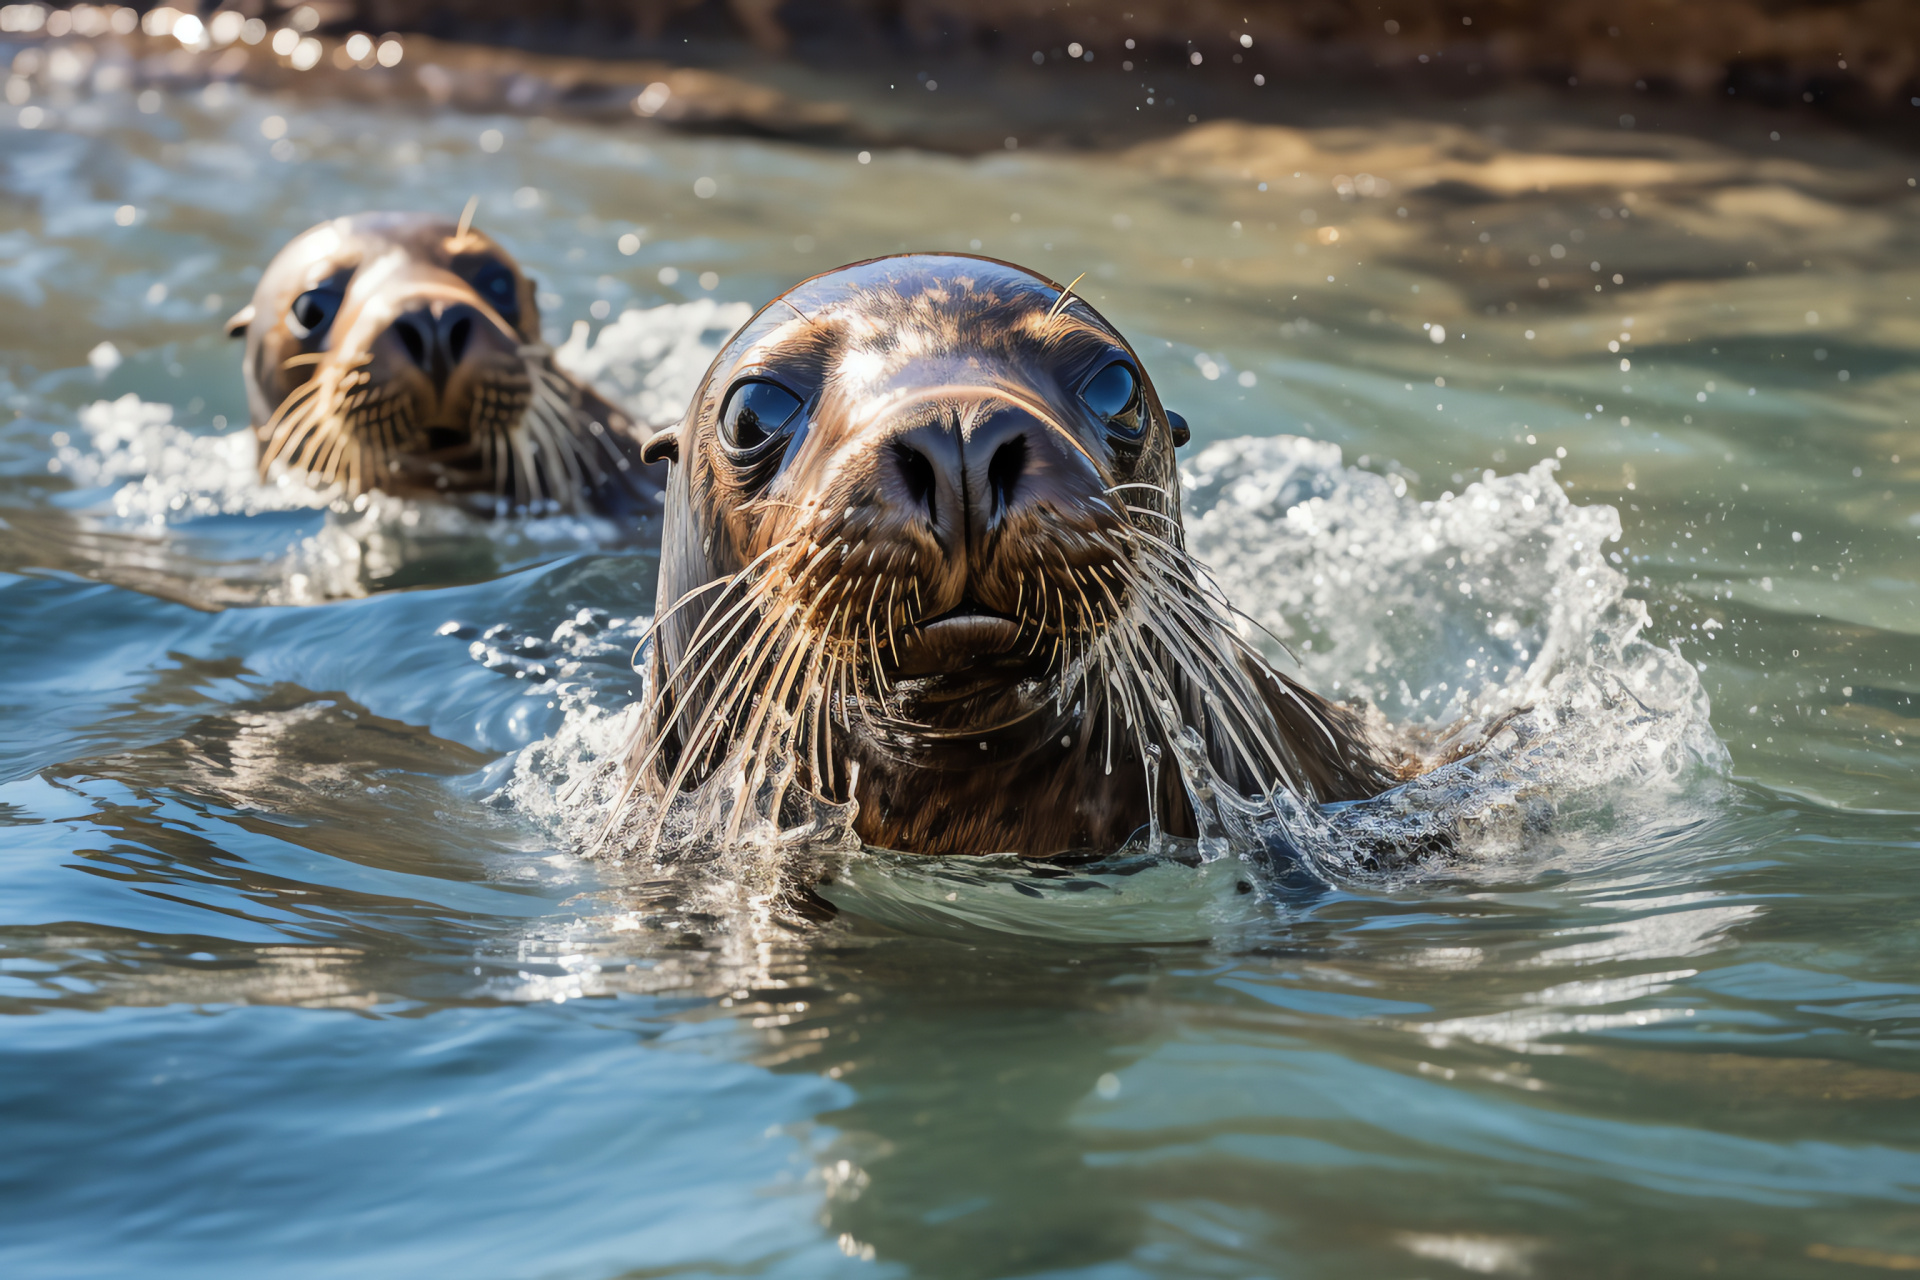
top-left (612, 254), bottom-right (1407, 859)
top-left (227, 211), bottom-right (662, 517)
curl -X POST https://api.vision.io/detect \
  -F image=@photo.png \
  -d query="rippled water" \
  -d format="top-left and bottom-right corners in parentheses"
top-left (3, 73), bottom-right (1919, 1278)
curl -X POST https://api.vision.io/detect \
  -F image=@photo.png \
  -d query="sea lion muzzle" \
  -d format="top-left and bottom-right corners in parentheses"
top-left (829, 386), bottom-right (1121, 680)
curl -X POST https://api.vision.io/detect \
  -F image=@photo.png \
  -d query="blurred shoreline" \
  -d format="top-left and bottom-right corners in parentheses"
top-left (2, 2), bottom-right (1918, 157)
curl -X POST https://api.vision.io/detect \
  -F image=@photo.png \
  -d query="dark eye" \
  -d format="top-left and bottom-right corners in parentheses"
top-left (286, 285), bottom-right (343, 341)
top-left (720, 379), bottom-right (803, 453)
top-left (1081, 360), bottom-right (1143, 436)
top-left (472, 261), bottom-right (521, 325)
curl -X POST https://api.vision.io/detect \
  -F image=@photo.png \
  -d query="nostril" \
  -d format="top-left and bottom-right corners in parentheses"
top-left (987, 435), bottom-right (1027, 515)
top-left (893, 442), bottom-right (938, 522)
top-left (395, 317), bottom-right (428, 368)
top-left (446, 315), bottom-right (471, 363)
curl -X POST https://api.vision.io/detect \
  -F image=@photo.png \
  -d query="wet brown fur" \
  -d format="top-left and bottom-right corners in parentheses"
top-left (619, 254), bottom-right (1408, 858)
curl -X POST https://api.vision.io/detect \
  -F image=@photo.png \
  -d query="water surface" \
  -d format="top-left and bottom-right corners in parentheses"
top-left (3, 72), bottom-right (1919, 1278)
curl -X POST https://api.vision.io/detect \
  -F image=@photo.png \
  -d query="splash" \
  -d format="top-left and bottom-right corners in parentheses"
top-left (1182, 436), bottom-right (1728, 878)
top-left (502, 434), bottom-right (1727, 905)
top-left (520, 696), bottom-right (863, 896)
top-left (480, 602), bottom-right (841, 995)
top-left (54, 393), bottom-right (331, 522)
top-left (479, 587), bottom-right (857, 889)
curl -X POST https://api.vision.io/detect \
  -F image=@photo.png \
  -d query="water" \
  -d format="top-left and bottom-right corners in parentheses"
top-left (3, 72), bottom-right (1919, 1278)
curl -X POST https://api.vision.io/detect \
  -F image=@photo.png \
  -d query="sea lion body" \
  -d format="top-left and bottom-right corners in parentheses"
top-left (621, 254), bottom-right (1403, 858)
top-left (230, 212), bottom-right (662, 517)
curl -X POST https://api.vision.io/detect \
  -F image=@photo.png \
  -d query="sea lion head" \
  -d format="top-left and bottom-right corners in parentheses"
top-left (623, 254), bottom-right (1394, 858)
top-left (229, 211), bottom-right (655, 514)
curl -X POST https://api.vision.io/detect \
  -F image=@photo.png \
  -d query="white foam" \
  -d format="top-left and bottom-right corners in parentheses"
top-left (56, 393), bottom-right (329, 522)
top-left (51, 397), bottom-right (607, 602)
top-left (491, 604), bottom-right (872, 925)
top-left (553, 299), bottom-right (753, 430)
top-left (503, 434), bottom-right (1728, 894)
top-left (500, 689), bottom-right (645, 855)
top-left (1182, 436), bottom-right (1727, 876)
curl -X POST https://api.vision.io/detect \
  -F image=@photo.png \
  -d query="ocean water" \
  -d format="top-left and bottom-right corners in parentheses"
top-left (2, 63), bottom-right (1918, 1279)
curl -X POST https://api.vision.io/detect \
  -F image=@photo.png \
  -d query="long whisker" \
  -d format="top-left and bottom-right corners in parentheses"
top-left (600, 537), bottom-right (824, 849)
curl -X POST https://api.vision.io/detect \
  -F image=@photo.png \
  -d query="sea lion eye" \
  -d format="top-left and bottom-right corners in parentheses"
top-left (471, 261), bottom-right (521, 325)
top-left (285, 285), bottom-right (343, 341)
top-left (720, 379), bottom-right (803, 453)
top-left (1081, 360), bottom-right (1143, 437)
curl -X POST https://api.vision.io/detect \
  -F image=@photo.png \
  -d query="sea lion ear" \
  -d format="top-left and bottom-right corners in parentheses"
top-left (640, 426), bottom-right (680, 465)
top-left (224, 304), bottom-right (255, 338)
top-left (1166, 410), bottom-right (1191, 447)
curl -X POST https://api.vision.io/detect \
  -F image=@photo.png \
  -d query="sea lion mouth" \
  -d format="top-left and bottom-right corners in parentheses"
top-left (891, 604), bottom-right (1024, 678)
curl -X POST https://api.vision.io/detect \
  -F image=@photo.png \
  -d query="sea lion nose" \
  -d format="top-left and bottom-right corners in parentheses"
top-left (387, 301), bottom-right (488, 395)
top-left (962, 407), bottom-right (1038, 538)
top-left (961, 405), bottom-right (1105, 557)
top-left (883, 404), bottom-right (1095, 557)
top-left (885, 416), bottom-right (965, 546)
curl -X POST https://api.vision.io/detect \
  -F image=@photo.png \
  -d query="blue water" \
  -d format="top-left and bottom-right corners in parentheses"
top-left (3, 58), bottom-right (1919, 1279)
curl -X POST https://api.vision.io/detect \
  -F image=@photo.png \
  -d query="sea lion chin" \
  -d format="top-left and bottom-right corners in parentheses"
top-left (611, 253), bottom-right (1409, 859)
top-left (228, 210), bottom-right (663, 517)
